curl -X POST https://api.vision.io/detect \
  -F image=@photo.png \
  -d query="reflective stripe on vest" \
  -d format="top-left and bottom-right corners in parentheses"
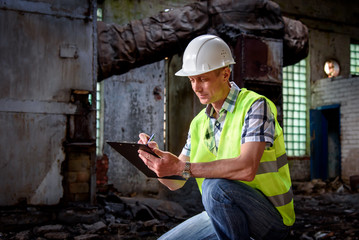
top-left (256, 153), bottom-right (293, 207)
top-left (256, 153), bottom-right (288, 175)
top-left (267, 186), bottom-right (294, 207)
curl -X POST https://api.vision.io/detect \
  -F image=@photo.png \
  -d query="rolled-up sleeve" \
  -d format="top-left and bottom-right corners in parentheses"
top-left (181, 131), bottom-right (192, 157)
top-left (241, 98), bottom-right (275, 147)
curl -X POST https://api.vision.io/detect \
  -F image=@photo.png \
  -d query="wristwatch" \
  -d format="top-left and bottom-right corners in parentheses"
top-left (182, 161), bottom-right (191, 180)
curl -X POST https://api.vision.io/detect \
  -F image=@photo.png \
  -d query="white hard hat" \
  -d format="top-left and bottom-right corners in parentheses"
top-left (175, 34), bottom-right (236, 77)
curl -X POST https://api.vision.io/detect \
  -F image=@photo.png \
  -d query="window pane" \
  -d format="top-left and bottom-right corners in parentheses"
top-left (350, 43), bottom-right (359, 75)
top-left (96, 9), bottom-right (104, 155)
top-left (283, 59), bottom-right (307, 156)
top-left (96, 82), bottom-right (102, 155)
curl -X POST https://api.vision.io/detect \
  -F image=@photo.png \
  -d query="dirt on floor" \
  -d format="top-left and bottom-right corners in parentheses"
top-left (289, 179), bottom-right (359, 240)
top-left (0, 178), bottom-right (358, 240)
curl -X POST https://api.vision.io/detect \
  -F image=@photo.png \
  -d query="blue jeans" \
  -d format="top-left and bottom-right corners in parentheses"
top-left (158, 179), bottom-right (290, 240)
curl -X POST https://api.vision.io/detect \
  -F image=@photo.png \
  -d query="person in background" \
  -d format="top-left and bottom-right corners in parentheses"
top-left (138, 34), bottom-right (295, 240)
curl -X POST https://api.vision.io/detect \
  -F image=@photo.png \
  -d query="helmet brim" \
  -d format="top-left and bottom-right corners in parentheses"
top-left (175, 63), bottom-right (235, 77)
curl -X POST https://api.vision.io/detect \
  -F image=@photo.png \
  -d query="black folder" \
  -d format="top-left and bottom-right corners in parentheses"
top-left (107, 141), bottom-right (185, 180)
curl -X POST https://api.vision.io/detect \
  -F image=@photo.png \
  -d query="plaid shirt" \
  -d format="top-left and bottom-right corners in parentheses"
top-left (181, 82), bottom-right (275, 156)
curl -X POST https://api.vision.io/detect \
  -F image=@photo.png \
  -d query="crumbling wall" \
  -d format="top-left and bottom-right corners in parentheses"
top-left (0, 0), bottom-right (97, 205)
top-left (103, 61), bottom-right (165, 195)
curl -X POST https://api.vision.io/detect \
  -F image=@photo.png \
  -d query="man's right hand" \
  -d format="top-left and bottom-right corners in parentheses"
top-left (138, 133), bottom-right (187, 191)
top-left (138, 133), bottom-right (158, 149)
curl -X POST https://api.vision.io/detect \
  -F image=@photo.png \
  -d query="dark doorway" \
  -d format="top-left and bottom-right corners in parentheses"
top-left (310, 104), bottom-right (341, 180)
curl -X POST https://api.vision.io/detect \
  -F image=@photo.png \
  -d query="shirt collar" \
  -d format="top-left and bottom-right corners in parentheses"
top-left (205, 81), bottom-right (241, 117)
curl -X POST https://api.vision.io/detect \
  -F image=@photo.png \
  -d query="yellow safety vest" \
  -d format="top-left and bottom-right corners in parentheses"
top-left (189, 88), bottom-right (295, 226)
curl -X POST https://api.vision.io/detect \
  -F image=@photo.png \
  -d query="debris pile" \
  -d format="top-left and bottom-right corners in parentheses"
top-left (290, 178), bottom-right (359, 240)
top-left (0, 193), bottom-right (187, 240)
top-left (293, 177), bottom-right (353, 195)
top-left (0, 179), bottom-right (358, 240)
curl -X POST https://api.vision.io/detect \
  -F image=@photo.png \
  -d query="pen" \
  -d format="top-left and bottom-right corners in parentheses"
top-left (147, 133), bottom-right (155, 145)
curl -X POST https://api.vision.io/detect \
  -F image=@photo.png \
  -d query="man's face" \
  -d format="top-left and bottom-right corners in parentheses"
top-left (188, 68), bottom-right (229, 105)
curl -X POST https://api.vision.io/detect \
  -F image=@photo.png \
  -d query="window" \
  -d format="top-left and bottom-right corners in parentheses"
top-left (96, 7), bottom-right (103, 155)
top-left (350, 43), bottom-right (359, 75)
top-left (283, 59), bottom-right (307, 156)
top-left (96, 82), bottom-right (104, 155)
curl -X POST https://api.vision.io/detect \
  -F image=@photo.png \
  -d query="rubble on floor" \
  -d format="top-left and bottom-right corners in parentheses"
top-left (0, 178), bottom-right (358, 240)
top-left (290, 178), bottom-right (359, 239)
top-left (0, 193), bottom-right (187, 240)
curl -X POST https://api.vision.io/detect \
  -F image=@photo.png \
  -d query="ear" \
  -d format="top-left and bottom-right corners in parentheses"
top-left (223, 67), bottom-right (230, 81)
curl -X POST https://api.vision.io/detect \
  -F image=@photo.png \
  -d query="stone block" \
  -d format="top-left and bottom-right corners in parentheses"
top-left (68, 158), bottom-right (90, 171)
top-left (69, 183), bottom-right (89, 194)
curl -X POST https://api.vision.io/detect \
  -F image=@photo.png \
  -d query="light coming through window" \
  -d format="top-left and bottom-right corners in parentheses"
top-left (283, 59), bottom-right (307, 156)
top-left (350, 43), bottom-right (359, 76)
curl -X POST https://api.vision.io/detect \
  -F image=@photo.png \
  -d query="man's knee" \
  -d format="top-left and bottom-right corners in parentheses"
top-left (202, 178), bottom-right (230, 208)
top-left (202, 179), bottom-right (253, 207)
top-left (202, 178), bottom-right (222, 196)
top-left (202, 179), bottom-right (219, 212)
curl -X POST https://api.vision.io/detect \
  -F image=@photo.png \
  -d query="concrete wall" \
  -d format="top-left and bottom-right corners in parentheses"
top-left (0, 0), bottom-right (97, 205)
top-left (311, 77), bottom-right (359, 183)
top-left (309, 30), bottom-right (351, 81)
top-left (288, 158), bottom-right (310, 181)
top-left (100, 0), bottom-right (190, 24)
top-left (104, 61), bottom-right (165, 195)
top-left (273, 0), bottom-right (359, 40)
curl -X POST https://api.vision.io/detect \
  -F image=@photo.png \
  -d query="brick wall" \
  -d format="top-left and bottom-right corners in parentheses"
top-left (96, 154), bottom-right (109, 191)
top-left (289, 158), bottom-right (311, 181)
top-left (62, 144), bottom-right (95, 203)
top-left (311, 76), bottom-right (359, 183)
top-left (67, 151), bottom-right (91, 201)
